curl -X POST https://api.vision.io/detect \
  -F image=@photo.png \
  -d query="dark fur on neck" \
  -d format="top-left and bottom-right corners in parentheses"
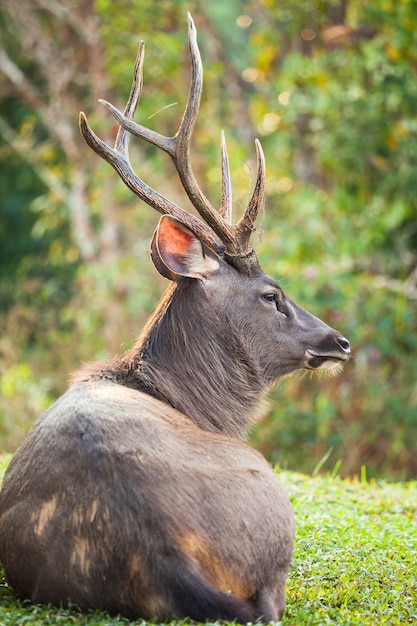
top-left (76, 280), bottom-right (265, 439)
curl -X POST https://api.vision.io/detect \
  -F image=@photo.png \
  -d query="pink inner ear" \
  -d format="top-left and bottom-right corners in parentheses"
top-left (155, 215), bottom-right (202, 277)
top-left (158, 217), bottom-right (196, 258)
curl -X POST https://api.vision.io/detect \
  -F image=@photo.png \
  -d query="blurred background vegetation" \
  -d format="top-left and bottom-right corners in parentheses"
top-left (0, 0), bottom-right (416, 480)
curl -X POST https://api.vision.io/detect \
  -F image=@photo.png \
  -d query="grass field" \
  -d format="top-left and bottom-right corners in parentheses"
top-left (0, 461), bottom-right (415, 625)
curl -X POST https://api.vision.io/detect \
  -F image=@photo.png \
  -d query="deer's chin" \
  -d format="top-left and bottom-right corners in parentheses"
top-left (303, 349), bottom-right (348, 376)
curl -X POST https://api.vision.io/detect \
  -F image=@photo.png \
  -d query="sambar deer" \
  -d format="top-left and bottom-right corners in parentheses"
top-left (0, 14), bottom-right (350, 623)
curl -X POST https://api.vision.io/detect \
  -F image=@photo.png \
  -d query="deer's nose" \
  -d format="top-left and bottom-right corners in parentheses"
top-left (336, 336), bottom-right (350, 354)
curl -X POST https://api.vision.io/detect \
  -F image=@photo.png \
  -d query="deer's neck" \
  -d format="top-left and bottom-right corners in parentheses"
top-left (107, 281), bottom-right (265, 439)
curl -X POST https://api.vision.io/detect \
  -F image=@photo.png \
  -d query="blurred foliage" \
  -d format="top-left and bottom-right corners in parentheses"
top-left (0, 0), bottom-right (416, 479)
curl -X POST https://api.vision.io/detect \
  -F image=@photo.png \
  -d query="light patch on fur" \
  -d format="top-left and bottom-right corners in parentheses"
top-left (70, 536), bottom-right (91, 575)
top-left (127, 553), bottom-right (165, 617)
top-left (33, 494), bottom-right (58, 537)
top-left (72, 507), bottom-right (83, 527)
top-left (177, 530), bottom-right (253, 599)
top-left (70, 500), bottom-right (105, 530)
top-left (89, 499), bottom-right (99, 523)
top-left (130, 552), bottom-right (142, 578)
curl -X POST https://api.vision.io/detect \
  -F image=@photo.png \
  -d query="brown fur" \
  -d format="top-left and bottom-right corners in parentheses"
top-left (0, 383), bottom-right (295, 621)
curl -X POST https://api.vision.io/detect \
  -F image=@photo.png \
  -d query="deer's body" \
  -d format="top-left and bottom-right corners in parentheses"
top-left (0, 14), bottom-right (350, 623)
top-left (0, 382), bottom-right (293, 621)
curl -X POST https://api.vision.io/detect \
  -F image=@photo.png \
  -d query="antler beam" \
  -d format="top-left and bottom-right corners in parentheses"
top-left (79, 13), bottom-right (266, 258)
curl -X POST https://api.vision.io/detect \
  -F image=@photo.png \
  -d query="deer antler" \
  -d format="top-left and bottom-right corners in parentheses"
top-left (79, 13), bottom-right (265, 258)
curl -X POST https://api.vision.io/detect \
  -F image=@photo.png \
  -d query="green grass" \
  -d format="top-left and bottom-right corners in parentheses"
top-left (0, 463), bottom-right (415, 625)
top-left (283, 472), bottom-right (416, 624)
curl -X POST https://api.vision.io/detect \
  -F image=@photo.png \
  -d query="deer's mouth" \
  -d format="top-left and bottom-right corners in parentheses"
top-left (304, 349), bottom-right (350, 372)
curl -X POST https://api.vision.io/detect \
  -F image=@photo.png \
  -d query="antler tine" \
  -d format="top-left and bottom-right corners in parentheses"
top-left (113, 40), bottom-right (145, 155)
top-left (234, 139), bottom-right (266, 250)
top-left (220, 131), bottom-right (232, 224)
top-left (98, 13), bottom-right (237, 253)
top-left (79, 39), bottom-right (222, 252)
top-left (80, 14), bottom-right (265, 258)
top-left (79, 112), bottom-right (220, 248)
top-left (98, 36), bottom-right (174, 157)
top-left (171, 14), bottom-right (234, 247)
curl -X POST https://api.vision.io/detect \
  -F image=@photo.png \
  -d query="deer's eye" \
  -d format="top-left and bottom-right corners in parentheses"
top-left (263, 292), bottom-right (289, 317)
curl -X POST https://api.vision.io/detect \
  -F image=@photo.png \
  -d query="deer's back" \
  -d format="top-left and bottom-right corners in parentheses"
top-left (0, 381), bottom-right (294, 619)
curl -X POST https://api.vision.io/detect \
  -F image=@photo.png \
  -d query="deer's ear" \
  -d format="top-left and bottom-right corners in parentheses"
top-left (151, 215), bottom-right (220, 280)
